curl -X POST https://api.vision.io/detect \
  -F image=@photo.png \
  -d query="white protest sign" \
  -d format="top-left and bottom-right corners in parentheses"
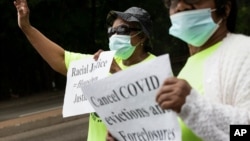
top-left (83, 54), bottom-right (181, 141)
top-left (63, 51), bottom-right (115, 118)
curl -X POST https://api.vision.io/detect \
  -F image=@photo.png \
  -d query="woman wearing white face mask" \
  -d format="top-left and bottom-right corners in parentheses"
top-left (13, 1), bottom-right (155, 140)
top-left (88, 7), bottom-right (156, 141)
top-left (106, 7), bottom-right (155, 69)
top-left (107, 0), bottom-right (250, 141)
top-left (156, 0), bottom-right (250, 141)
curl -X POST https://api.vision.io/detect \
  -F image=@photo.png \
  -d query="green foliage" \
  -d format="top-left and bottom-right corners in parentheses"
top-left (236, 4), bottom-right (250, 35)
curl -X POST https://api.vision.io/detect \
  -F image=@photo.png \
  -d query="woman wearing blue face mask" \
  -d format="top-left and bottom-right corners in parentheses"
top-left (88, 7), bottom-right (156, 141)
top-left (156, 0), bottom-right (250, 141)
top-left (107, 0), bottom-right (250, 141)
top-left (13, 0), bottom-right (155, 140)
top-left (106, 7), bottom-right (155, 69)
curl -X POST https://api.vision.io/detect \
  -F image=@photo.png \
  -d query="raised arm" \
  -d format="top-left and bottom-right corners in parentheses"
top-left (14, 0), bottom-right (67, 75)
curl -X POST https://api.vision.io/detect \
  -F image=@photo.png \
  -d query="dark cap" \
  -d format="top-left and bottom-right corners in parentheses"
top-left (107, 7), bottom-right (152, 38)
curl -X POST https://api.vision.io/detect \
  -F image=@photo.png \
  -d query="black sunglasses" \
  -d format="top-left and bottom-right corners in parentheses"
top-left (163, 0), bottom-right (201, 8)
top-left (107, 25), bottom-right (141, 38)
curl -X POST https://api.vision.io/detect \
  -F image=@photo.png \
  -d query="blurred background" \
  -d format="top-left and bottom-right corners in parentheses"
top-left (1, 0), bottom-right (250, 100)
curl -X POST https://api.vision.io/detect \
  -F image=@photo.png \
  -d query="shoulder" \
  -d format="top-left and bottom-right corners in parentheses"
top-left (223, 33), bottom-right (250, 47)
top-left (64, 50), bottom-right (93, 69)
top-left (147, 52), bottom-right (157, 59)
top-left (218, 33), bottom-right (250, 75)
top-left (220, 33), bottom-right (250, 55)
top-left (65, 51), bottom-right (92, 60)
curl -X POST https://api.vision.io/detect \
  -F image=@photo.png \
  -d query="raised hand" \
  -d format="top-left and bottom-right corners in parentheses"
top-left (13, 0), bottom-right (30, 29)
top-left (93, 49), bottom-right (121, 74)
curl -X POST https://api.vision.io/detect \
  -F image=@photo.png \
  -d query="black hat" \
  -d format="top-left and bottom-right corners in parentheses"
top-left (107, 7), bottom-right (152, 38)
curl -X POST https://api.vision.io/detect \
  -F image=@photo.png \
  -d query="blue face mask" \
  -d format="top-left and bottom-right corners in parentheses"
top-left (169, 8), bottom-right (221, 47)
top-left (109, 33), bottom-right (140, 60)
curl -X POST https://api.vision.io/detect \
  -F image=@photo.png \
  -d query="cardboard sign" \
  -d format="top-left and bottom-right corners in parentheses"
top-left (83, 54), bottom-right (181, 141)
top-left (63, 51), bottom-right (115, 117)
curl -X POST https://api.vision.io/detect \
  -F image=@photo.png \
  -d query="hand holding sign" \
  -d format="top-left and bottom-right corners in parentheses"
top-left (63, 51), bottom-right (115, 118)
top-left (83, 54), bottom-right (181, 141)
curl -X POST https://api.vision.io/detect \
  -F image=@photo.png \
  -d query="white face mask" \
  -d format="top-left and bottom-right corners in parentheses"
top-left (109, 32), bottom-right (141, 60)
top-left (109, 35), bottom-right (136, 60)
top-left (169, 8), bottom-right (222, 47)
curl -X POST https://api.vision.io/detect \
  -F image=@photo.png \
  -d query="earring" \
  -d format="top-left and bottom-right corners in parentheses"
top-left (141, 42), bottom-right (144, 47)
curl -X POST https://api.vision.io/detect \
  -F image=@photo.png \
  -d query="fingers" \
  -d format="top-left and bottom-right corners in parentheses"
top-left (93, 49), bottom-right (121, 74)
top-left (155, 77), bottom-right (178, 101)
top-left (14, 0), bottom-right (26, 8)
top-left (106, 131), bottom-right (118, 141)
top-left (14, 0), bottom-right (29, 14)
top-left (157, 94), bottom-right (184, 112)
top-left (110, 59), bottom-right (121, 74)
top-left (93, 49), bottom-right (104, 61)
top-left (156, 77), bottom-right (191, 113)
top-left (158, 99), bottom-right (176, 111)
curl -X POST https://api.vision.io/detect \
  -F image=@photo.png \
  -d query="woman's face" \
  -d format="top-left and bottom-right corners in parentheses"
top-left (111, 17), bottom-right (142, 46)
top-left (167, 0), bottom-right (227, 26)
top-left (167, 0), bottom-right (230, 48)
top-left (166, 0), bottom-right (214, 13)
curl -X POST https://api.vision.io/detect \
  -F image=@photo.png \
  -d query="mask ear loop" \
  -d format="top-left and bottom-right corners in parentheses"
top-left (217, 19), bottom-right (223, 25)
top-left (210, 9), bottom-right (223, 26)
top-left (131, 31), bottom-right (142, 38)
top-left (211, 9), bottom-right (217, 12)
top-left (130, 31), bottom-right (143, 48)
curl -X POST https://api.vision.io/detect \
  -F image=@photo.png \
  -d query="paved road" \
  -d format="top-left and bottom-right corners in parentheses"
top-left (0, 90), bottom-right (64, 122)
top-left (0, 113), bottom-right (89, 141)
top-left (0, 90), bottom-right (89, 141)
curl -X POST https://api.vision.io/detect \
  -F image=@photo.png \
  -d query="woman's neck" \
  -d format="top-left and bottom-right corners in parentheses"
top-left (123, 51), bottom-right (149, 66)
top-left (189, 28), bottom-right (229, 56)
